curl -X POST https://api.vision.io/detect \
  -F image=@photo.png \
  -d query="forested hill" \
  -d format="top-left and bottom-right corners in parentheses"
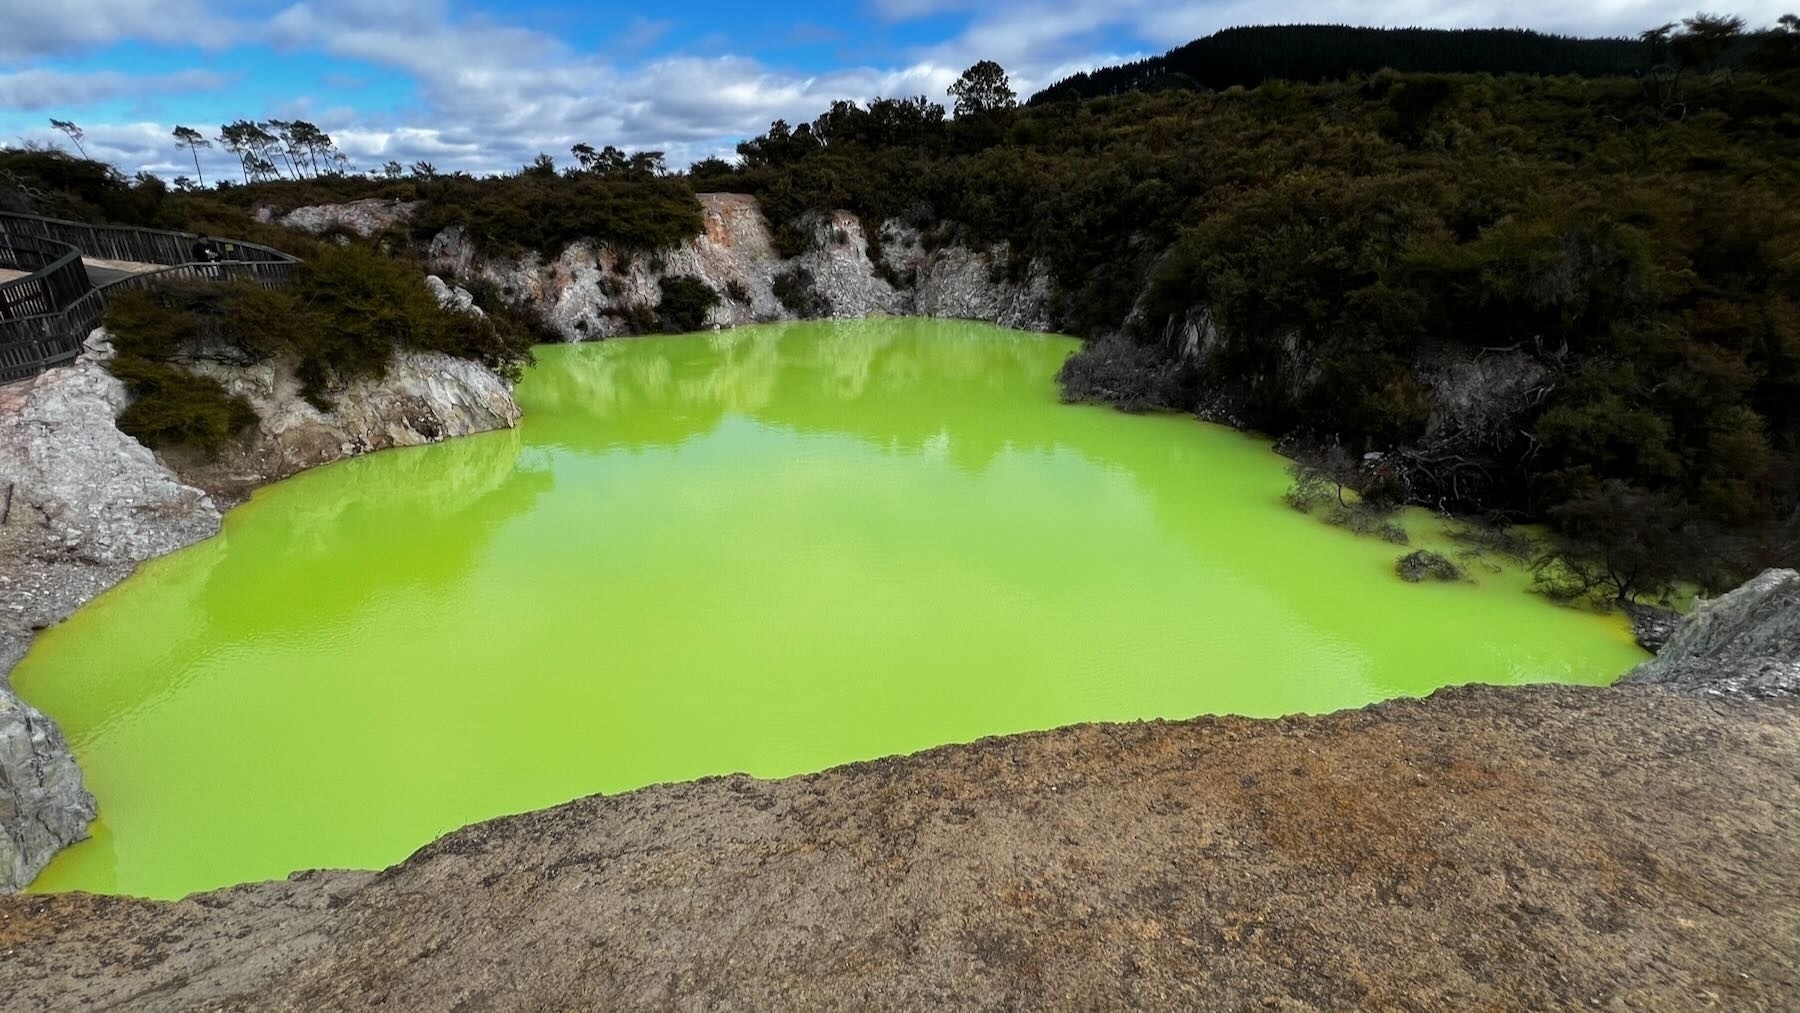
top-left (9, 15), bottom-right (1799, 602)
top-left (1031, 25), bottom-right (1646, 102)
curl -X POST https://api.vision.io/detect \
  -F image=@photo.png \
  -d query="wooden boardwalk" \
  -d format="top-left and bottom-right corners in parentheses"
top-left (0, 213), bottom-right (297, 383)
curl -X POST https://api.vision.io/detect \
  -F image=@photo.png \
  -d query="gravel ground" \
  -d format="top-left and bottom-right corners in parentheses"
top-left (1, 682), bottom-right (1795, 1012)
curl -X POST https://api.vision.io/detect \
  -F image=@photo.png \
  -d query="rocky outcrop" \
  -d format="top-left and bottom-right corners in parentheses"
top-left (0, 336), bottom-right (222, 571)
top-left (177, 349), bottom-right (520, 502)
top-left (0, 332), bottom-right (521, 889)
top-left (2, 684), bottom-right (1796, 1011)
top-left (255, 198), bottom-right (416, 238)
top-left (0, 333), bottom-right (223, 675)
top-left (425, 275), bottom-right (482, 317)
top-left (0, 335), bottom-right (215, 889)
top-left (425, 193), bottom-right (1055, 341)
top-left (0, 693), bottom-right (94, 894)
top-left (1627, 569), bottom-right (1800, 699)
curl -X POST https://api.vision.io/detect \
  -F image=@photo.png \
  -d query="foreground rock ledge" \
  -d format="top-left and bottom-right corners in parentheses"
top-left (2, 684), bottom-right (1795, 1011)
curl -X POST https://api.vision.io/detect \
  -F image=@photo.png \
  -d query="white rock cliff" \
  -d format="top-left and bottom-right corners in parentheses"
top-left (421, 193), bottom-right (1056, 339)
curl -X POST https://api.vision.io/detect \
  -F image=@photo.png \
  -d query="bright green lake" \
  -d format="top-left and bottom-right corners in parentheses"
top-left (16, 320), bottom-right (1645, 899)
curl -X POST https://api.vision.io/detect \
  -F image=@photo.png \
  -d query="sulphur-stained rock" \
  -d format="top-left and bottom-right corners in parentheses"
top-left (1626, 569), bottom-right (1800, 699)
top-left (0, 687), bottom-right (96, 892)
top-left (0, 335), bottom-right (222, 672)
top-left (0, 336), bottom-right (210, 889)
top-left (904, 234), bottom-right (1056, 332)
top-left (793, 210), bottom-right (907, 318)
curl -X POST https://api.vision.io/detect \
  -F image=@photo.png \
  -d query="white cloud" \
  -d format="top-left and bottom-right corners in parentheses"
top-left (0, 0), bottom-right (241, 60)
top-left (617, 16), bottom-right (674, 51)
top-left (4, 0), bottom-right (1796, 179)
top-left (0, 69), bottom-right (229, 111)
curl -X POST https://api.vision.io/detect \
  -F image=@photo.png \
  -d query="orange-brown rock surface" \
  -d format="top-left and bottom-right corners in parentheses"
top-left (3, 683), bottom-right (1795, 1011)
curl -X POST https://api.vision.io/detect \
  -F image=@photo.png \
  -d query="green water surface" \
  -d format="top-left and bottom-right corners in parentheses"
top-left (15, 320), bottom-right (1646, 899)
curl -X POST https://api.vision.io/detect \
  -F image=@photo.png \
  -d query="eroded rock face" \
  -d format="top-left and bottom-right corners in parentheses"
top-left (177, 350), bottom-right (520, 501)
top-left (0, 339), bottom-right (222, 569)
top-left (1627, 569), bottom-right (1800, 699)
top-left (425, 193), bottom-right (1055, 341)
top-left (425, 275), bottom-right (483, 317)
top-left (256, 198), bottom-right (417, 238)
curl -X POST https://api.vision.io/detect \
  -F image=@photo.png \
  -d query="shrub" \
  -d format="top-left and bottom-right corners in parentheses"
top-left (655, 275), bottom-right (721, 332)
top-left (102, 241), bottom-right (537, 447)
top-left (110, 357), bottom-right (256, 453)
top-left (407, 175), bottom-right (703, 259)
top-left (1327, 506), bottom-right (1411, 545)
top-left (1446, 521), bottom-right (1534, 563)
top-left (1057, 333), bottom-right (1194, 412)
top-left (103, 286), bottom-right (214, 359)
top-left (772, 267), bottom-right (831, 316)
top-left (1530, 479), bottom-right (1692, 605)
top-left (1396, 550), bottom-right (1466, 583)
top-left (724, 279), bottom-right (750, 303)
top-left (607, 302), bottom-right (660, 335)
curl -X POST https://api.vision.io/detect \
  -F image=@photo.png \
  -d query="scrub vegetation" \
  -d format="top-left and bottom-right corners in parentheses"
top-left (7, 17), bottom-right (1798, 601)
top-left (99, 243), bottom-right (540, 450)
top-left (1033, 25), bottom-right (1654, 102)
top-left (654, 275), bottom-right (722, 333)
top-left (4, 150), bottom-right (544, 454)
top-left (1397, 550), bottom-right (1468, 583)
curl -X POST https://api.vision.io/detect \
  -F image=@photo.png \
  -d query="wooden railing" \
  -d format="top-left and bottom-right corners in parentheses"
top-left (0, 212), bottom-right (299, 384)
top-left (0, 212), bottom-right (294, 269)
top-left (0, 233), bottom-right (92, 320)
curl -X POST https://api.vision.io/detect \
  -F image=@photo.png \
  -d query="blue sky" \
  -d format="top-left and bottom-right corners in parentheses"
top-left (1, 0), bottom-right (1789, 179)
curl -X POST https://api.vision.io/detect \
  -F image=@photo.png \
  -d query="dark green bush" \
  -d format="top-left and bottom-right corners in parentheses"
top-left (102, 241), bottom-right (537, 445)
top-left (103, 286), bottom-right (214, 359)
top-left (1396, 550), bottom-right (1466, 583)
top-left (110, 357), bottom-right (256, 453)
top-left (772, 267), bottom-right (831, 316)
top-left (408, 175), bottom-right (702, 258)
top-left (1057, 334), bottom-right (1196, 412)
top-left (655, 275), bottom-right (720, 332)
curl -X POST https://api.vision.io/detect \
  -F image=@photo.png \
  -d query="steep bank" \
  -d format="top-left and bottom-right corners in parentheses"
top-left (0, 331), bottom-right (520, 890)
top-left (1, 682), bottom-right (1794, 1011)
top-left (280, 192), bottom-right (1545, 514)
top-left (281, 193), bottom-right (1058, 337)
